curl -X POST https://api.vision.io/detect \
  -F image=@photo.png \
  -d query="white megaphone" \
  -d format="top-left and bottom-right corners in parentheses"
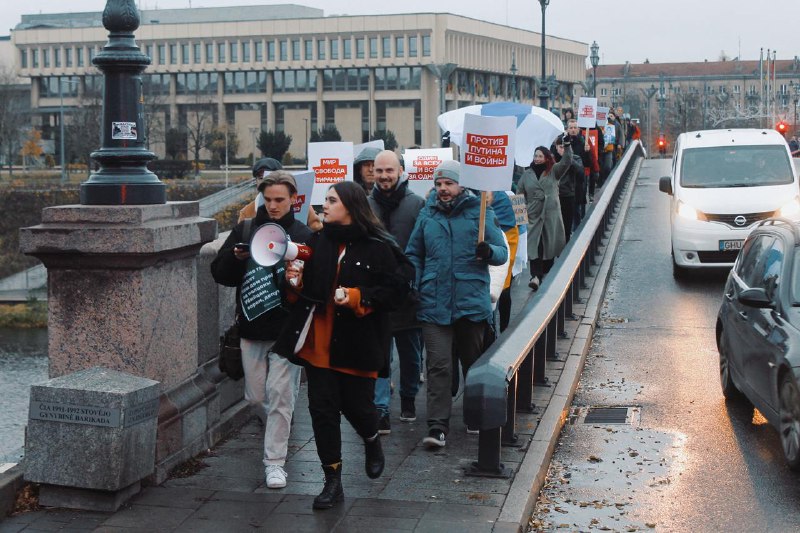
top-left (250, 223), bottom-right (313, 268)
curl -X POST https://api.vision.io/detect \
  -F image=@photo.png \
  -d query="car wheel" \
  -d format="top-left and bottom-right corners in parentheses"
top-left (718, 331), bottom-right (744, 401)
top-left (778, 373), bottom-right (800, 470)
top-left (672, 252), bottom-right (689, 280)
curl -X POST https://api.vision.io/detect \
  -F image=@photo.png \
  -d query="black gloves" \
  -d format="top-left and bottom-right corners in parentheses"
top-left (476, 241), bottom-right (492, 261)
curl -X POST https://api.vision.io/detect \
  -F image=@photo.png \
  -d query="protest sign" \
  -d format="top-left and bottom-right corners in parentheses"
top-left (240, 260), bottom-right (283, 321)
top-left (459, 113), bottom-right (516, 192)
top-left (291, 170), bottom-right (315, 224)
top-left (403, 148), bottom-right (453, 197)
top-left (510, 194), bottom-right (528, 225)
top-left (308, 142), bottom-right (353, 204)
top-left (596, 106), bottom-right (609, 127)
top-left (577, 97), bottom-right (598, 129)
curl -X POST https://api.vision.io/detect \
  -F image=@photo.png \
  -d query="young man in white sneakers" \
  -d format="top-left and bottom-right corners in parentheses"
top-left (405, 161), bottom-right (508, 448)
top-left (211, 171), bottom-right (312, 488)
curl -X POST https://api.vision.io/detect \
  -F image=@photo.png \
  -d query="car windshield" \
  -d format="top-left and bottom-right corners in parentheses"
top-left (680, 144), bottom-right (794, 188)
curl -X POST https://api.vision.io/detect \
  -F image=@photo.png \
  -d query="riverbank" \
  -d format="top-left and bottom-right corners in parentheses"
top-left (0, 302), bottom-right (47, 329)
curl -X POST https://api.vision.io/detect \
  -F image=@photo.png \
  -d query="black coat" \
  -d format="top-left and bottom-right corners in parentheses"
top-left (272, 231), bottom-right (412, 375)
top-left (210, 208), bottom-right (312, 341)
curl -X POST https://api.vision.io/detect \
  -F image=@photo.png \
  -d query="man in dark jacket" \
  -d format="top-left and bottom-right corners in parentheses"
top-left (210, 171), bottom-right (312, 490)
top-left (368, 150), bottom-right (426, 433)
top-left (553, 134), bottom-right (583, 242)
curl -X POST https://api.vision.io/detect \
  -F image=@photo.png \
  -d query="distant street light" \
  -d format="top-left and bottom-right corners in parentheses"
top-left (590, 41), bottom-right (600, 97)
top-left (510, 51), bottom-right (518, 102)
top-left (302, 117), bottom-right (309, 166)
top-left (538, 0), bottom-right (550, 109)
top-left (59, 78), bottom-right (80, 185)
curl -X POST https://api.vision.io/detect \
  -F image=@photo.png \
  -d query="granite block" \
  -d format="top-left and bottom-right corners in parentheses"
top-left (25, 367), bottom-right (160, 494)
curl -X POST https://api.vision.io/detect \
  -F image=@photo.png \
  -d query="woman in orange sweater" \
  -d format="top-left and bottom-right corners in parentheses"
top-left (274, 181), bottom-right (412, 510)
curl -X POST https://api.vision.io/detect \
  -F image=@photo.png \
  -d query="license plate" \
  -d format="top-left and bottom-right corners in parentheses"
top-left (719, 239), bottom-right (744, 251)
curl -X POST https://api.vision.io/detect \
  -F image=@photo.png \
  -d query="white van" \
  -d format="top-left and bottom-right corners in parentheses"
top-left (659, 128), bottom-right (800, 278)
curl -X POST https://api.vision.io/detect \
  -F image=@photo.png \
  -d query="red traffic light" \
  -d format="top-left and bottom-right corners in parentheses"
top-left (777, 121), bottom-right (788, 134)
top-left (657, 136), bottom-right (666, 147)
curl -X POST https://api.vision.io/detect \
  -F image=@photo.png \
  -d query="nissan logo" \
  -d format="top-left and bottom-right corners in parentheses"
top-left (734, 215), bottom-right (747, 227)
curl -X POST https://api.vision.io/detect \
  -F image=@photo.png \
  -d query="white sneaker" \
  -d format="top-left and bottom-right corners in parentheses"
top-left (265, 464), bottom-right (287, 489)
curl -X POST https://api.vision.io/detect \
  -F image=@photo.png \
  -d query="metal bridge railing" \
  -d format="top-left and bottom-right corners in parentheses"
top-left (462, 140), bottom-right (646, 477)
top-left (198, 179), bottom-right (255, 218)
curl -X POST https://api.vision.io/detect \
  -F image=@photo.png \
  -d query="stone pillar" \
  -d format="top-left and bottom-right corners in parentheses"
top-left (19, 202), bottom-right (215, 388)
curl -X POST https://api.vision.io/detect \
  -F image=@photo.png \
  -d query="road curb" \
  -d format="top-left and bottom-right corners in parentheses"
top-left (494, 159), bottom-right (643, 533)
top-left (0, 463), bottom-right (24, 517)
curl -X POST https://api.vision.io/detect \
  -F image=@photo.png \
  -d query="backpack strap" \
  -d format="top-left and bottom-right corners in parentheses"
top-left (242, 218), bottom-right (254, 243)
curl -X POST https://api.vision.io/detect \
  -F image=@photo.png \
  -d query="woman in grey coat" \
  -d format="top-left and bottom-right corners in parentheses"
top-left (516, 144), bottom-right (572, 290)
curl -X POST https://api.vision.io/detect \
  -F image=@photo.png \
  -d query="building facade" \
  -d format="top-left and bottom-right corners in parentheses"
top-left (11, 4), bottom-right (587, 163)
top-left (581, 58), bottom-right (800, 148)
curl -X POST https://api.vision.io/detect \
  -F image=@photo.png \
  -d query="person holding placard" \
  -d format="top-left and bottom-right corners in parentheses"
top-left (210, 171), bottom-right (313, 490)
top-left (405, 160), bottom-right (508, 449)
top-left (273, 181), bottom-right (412, 510)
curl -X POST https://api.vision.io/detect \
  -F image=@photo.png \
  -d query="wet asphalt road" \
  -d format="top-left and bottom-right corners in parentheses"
top-left (531, 158), bottom-right (800, 532)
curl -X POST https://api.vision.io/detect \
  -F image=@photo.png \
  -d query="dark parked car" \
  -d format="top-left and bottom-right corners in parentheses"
top-left (716, 217), bottom-right (800, 469)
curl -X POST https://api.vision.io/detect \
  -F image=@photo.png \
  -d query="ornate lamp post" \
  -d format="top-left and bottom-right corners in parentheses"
top-left (641, 84), bottom-right (657, 150)
top-left (792, 81), bottom-right (800, 137)
top-left (538, 0), bottom-right (550, 109)
top-left (656, 74), bottom-right (668, 138)
top-left (590, 41), bottom-right (600, 97)
top-left (510, 51), bottom-right (518, 102)
top-left (80, 0), bottom-right (165, 205)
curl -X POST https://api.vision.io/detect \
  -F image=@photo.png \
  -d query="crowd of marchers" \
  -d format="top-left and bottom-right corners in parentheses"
top-left (208, 110), bottom-right (622, 510)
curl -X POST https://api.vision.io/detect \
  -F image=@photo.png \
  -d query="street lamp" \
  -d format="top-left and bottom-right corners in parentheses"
top-left (538, 0), bottom-right (550, 109)
top-left (641, 84), bottom-right (657, 150)
top-left (590, 41), bottom-right (599, 97)
top-left (792, 81), bottom-right (800, 138)
top-left (59, 78), bottom-right (80, 185)
top-left (510, 51), bottom-right (518, 102)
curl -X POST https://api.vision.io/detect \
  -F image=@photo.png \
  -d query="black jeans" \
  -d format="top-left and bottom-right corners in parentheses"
top-left (559, 195), bottom-right (575, 243)
top-left (305, 364), bottom-right (378, 465)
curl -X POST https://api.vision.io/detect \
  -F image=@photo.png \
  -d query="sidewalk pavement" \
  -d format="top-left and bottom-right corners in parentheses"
top-left (0, 167), bottom-right (638, 533)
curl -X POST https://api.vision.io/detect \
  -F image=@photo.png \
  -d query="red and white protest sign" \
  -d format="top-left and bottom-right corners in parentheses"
top-left (290, 170), bottom-right (315, 223)
top-left (596, 106), bottom-right (609, 127)
top-left (577, 97), bottom-right (598, 129)
top-left (403, 148), bottom-right (453, 197)
top-left (460, 114), bottom-right (516, 192)
top-left (308, 142), bottom-right (353, 204)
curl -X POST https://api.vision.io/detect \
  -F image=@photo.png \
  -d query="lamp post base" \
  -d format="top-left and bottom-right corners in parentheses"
top-left (80, 182), bottom-right (167, 205)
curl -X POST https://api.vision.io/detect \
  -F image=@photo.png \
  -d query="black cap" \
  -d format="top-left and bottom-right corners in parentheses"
top-left (252, 157), bottom-right (283, 177)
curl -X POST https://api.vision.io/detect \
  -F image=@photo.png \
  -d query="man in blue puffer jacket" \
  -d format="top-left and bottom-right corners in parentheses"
top-left (405, 160), bottom-right (508, 449)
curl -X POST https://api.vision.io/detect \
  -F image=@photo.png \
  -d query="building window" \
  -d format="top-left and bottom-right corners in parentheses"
top-left (733, 84), bottom-right (740, 94)
top-left (267, 41), bottom-right (275, 61)
top-left (89, 46), bottom-right (98, 62)
top-left (31, 49), bottom-right (39, 69)
top-left (280, 40), bottom-right (288, 61)
top-left (255, 41), bottom-right (263, 62)
top-left (322, 68), bottom-right (369, 91)
top-left (330, 39), bottom-right (339, 60)
top-left (274, 69), bottom-right (318, 92)
top-left (77, 47), bottom-right (84, 67)
top-left (64, 48), bottom-right (71, 67)
top-left (600, 88), bottom-right (607, 96)
top-left (343, 39), bottom-right (351, 60)
top-left (395, 36), bottom-right (404, 57)
top-left (180, 43), bottom-right (189, 64)
top-left (224, 72), bottom-right (247, 93)
top-left (218, 42), bottom-right (226, 63)
top-left (230, 42), bottom-right (238, 62)
top-left (422, 35), bottom-right (431, 56)
top-left (292, 40), bottom-right (300, 61)
top-left (242, 41), bottom-right (251, 62)
top-left (193, 43), bottom-right (201, 63)
top-left (356, 38), bottom-right (364, 59)
top-left (169, 44), bottom-right (177, 64)
top-left (43, 48), bottom-right (50, 68)
top-left (382, 37), bottom-right (391, 58)
top-left (54, 47), bottom-right (61, 68)
top-left (305, 40), bottom-right (313, 60)
top-left (369, 37), bottom-right (378, 59)
top-left (145, 44), bottom-right (153, 60)
top-left (20, 49), bottom-right (27, 68)
top-left (408, 36), bottom-right (418, 57)
top-left (206, 43), bottom-right (213, 62)
top-left (317, 40), bottom-right (325, 60)
top-left (158, 45), bottom-right (166, 65)
top-left (375, 67), bottom-right (421, 90)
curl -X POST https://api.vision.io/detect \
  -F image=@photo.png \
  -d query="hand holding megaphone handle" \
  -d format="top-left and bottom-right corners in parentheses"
top-left (286, 260), bottom-right (303, 287)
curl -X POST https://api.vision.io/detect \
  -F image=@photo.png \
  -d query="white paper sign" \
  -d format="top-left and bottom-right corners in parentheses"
top-left (354, 140), bottom-right (384, 159)
top-left (308, 142), bottom-right (354, 204)
top-left (577, 97), bottom-right (598, 129)
top-left (291, 170), bottom-right (315, 224)
top-left (596, 107), bottom-right (609, 127)
top-left (459, 114), bottom-right (516, 192)
top-left (403, 148), bottom-right (453, 198)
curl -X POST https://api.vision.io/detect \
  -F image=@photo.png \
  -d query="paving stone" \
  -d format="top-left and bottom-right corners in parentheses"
top-left (174, 518), bottom-right (262, 533)
top-left (420, 501), bottom-right (501, 522)
top-left (271, 493), bottom-right (353, 516)
top-left (209, 490), bottom-right (283, 503)
top-left (334, 514), bottom-right (418, 531)
top-left (128, 486), bottom-right (215, 509)
top-left (187, 498), bottom-right (275, 525)
top-left (255, 512), bottom-right (344, 532)
top-left (348, 498), bottom-right (428, 518)
top-left (414, 518), bottom-right (495, 532)
top-left (99, 504), bottom-right (194, 529)
top-left (162, 474), bottom-right (261, 492)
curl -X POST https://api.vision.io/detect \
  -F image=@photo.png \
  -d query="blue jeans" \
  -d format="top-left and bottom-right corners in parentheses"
top-left (374, 328), bottom-right (424, 416)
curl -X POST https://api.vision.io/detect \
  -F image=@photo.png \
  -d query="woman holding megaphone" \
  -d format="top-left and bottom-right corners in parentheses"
top-left (273, 181), bottom-right (413, 511)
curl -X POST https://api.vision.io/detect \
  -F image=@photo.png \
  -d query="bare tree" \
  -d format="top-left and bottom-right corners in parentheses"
top-left (183, 97), bottom-right (215, 176)
top-left (0, 67), bottom-right (29, 175)
top-left (65, 87), bottom-right (103, 178)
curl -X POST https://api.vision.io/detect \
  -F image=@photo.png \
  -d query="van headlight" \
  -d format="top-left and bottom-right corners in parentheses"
top-left (677, 200), bottom-right (707, 221)
top-left (778, 196), bottom-right (800, 218)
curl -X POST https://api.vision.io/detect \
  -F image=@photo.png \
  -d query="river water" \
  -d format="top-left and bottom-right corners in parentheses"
top-left (0, 328), bottom-right (48, 463)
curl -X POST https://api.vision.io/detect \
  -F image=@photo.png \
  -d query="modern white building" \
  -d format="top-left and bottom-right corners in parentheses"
top-left (11, 4), bottom-right (588, 162)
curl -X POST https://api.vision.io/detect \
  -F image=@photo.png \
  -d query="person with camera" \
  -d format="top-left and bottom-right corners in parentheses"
top-left (210, 171), bottom-right (312, 490)
top-left (272, 181), bottom-right (413, 510)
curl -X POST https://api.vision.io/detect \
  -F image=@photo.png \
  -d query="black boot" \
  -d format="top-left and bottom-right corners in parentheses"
top-left (313, 462), bottom-right (344, 510)
top-left (364, 434), bottom-right (385, 479)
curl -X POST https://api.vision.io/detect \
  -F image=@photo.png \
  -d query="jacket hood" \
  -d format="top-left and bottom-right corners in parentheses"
top-left (354, 147), bottom-right (382, 166)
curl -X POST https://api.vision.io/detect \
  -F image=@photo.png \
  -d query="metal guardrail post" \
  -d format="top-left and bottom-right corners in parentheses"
top-left (502, 373), bottom-right (520, 447)
top-left (468, 428), bottom-right (512, 478)
top-left (517, 348), bottom-right (535, 412)
top-left (556, 303), bottom-right (567, 341)
top-left (534, 333), bottom-right (548, 386)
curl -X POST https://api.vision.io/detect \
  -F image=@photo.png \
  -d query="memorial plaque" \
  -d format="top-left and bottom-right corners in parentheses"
top-left (124, 398), bottom-right (159, 428)
top-left (29, 401), bottom-right (121, 428)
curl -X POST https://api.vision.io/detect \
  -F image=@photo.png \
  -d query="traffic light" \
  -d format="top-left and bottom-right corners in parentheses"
top-left (657, 135), bottom-right (666, 148)
top-left (777, 121), bottom-right (789, 136)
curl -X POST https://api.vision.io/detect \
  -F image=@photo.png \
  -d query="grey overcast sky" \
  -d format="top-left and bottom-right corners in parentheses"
top-left (4, 1), bottom-right (799, 66)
